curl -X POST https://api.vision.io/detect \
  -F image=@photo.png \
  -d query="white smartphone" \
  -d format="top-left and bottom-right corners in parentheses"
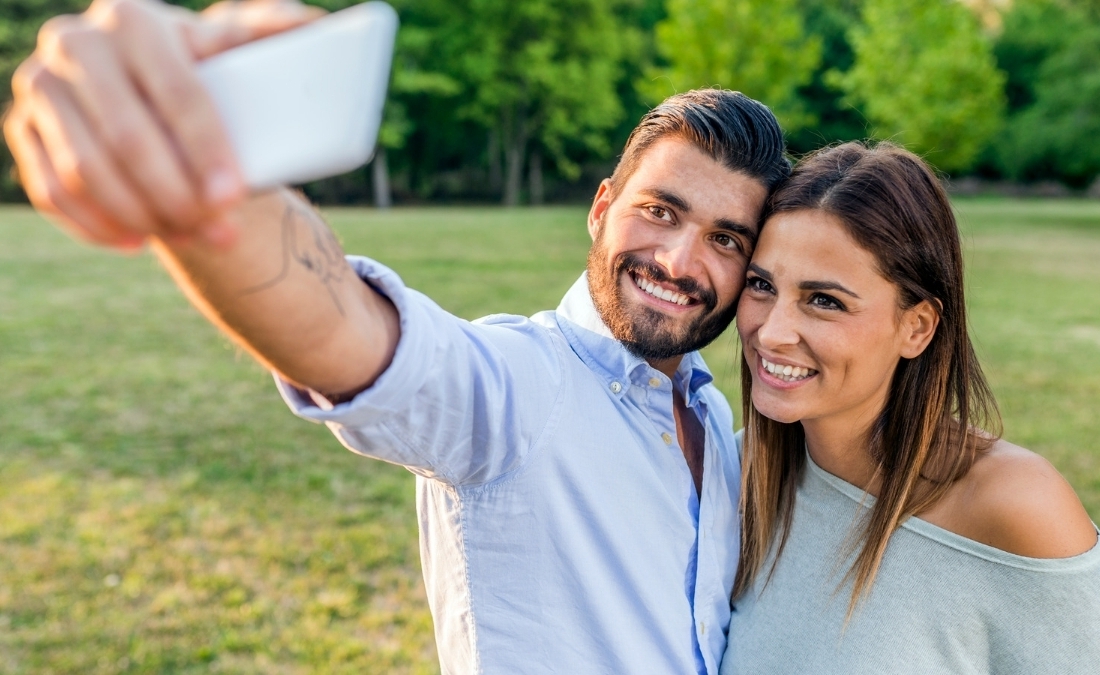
top-left (197, 2), bottom-right (398, 190)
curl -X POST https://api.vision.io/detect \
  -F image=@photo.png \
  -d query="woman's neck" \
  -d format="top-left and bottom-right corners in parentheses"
top-left (802, 415), bottom-right (882, 496)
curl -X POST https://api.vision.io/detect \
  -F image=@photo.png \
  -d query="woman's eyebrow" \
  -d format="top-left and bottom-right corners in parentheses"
top-left (799, 280), bottom-right (861, 299)
top-left (747, 263), bottom-right (772, 280)
top-left (747, 264), bottom-right (861, 299)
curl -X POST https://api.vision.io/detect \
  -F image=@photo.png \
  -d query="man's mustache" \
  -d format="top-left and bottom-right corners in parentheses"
top-left (615, 254), bottom-right (718, 310)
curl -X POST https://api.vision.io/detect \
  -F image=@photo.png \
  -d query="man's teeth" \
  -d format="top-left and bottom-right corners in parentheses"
top-left (634, 274), bottom-right (690, 306)
top-left (761, 357), bottom-right (817, 382)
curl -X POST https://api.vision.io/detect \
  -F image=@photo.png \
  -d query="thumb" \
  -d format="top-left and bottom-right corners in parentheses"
top-left (183, 0), bottom-right (327, 60)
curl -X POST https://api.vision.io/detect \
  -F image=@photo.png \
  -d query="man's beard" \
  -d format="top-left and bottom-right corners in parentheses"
top-left (586, 229), bottom-right (737, 360)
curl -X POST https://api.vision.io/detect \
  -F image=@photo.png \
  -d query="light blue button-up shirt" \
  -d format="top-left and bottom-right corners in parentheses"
top-left (278, 257), bottom-right (742, 675)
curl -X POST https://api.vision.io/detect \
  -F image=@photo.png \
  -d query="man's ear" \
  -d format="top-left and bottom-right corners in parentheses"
top-left (588, 179), bottom-right (614, 241)
top-left (899, 299), bottom-right (940, 359)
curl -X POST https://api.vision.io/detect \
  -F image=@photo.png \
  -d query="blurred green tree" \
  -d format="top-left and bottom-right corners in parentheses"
top-left (423, 0), bottom-right (638, 206)
top-left (0, 0), bottom-right (90, 201)
top-left (371, 17), bottom-right (460, 207)
top-left (831, 0), bottom-right (1005, 173)
top-left (642, 0), bottom-right (822, 133)
top-left (993, 0), bottom-right (1100, 187)
top-left (363, 0), bottom-right (655, 205)
top-left (786, 0), bottom-right (867, 155)
top-left (291, 1), bottom-right (458, 206)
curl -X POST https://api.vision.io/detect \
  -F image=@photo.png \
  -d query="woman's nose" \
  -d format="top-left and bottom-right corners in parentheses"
top-left (755, 299), bottom-right (801, 349)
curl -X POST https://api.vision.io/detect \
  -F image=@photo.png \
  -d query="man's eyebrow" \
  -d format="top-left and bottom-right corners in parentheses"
top-left (639, 188), bottom-right (691, 213)
top-left (716, 218), bottom-right (758, 246)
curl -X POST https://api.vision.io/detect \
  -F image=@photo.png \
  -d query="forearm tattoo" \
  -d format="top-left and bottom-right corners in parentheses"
top-left (240, 202), bottom-right (349, 316)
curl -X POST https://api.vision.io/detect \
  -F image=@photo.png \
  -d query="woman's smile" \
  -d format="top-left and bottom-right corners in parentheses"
top-left (757, 353), bottom-right (818, 386)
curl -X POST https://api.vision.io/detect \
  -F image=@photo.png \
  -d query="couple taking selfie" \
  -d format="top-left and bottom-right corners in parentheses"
top-left (6, 0), bottom-right (1099, 673)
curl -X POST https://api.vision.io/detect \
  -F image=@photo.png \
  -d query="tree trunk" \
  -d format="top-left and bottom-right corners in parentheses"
top-left (1089, 175), bottom-right (1100, 199)
top-left (372, 147), bottom-right (391, 209)
top-left (502, 106), bottom-right (528, 207)
top-left (488, 129), bottom-right (502, 194)
top-left (529, 149), bottom-right (544, 205)
top-left (503, 142), bottom-right (525, 206)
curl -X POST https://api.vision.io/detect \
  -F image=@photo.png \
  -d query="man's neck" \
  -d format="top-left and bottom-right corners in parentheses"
top-left (647, 355), bottom-right (684, 380)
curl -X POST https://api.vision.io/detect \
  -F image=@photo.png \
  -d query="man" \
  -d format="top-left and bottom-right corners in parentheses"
top-left (5, 1), bottom-right (790, 672)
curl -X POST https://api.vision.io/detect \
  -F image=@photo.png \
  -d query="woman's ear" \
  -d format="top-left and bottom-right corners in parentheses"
top-left (899, 299), bottom-right (940, 359)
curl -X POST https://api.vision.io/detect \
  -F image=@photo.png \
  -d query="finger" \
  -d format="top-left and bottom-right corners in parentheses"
top-left (5, 107), bottom-right (145, 250)
top-left (113, 8), bottom-right (246, 209)
top-left (189, 0), bottom-right (326, 58)
top-left (25, 62), bottom-right (161, 236)
top-left (7, 60), bottom-right (141, 246)
top-left (38, 12), bottom-right (214, 234)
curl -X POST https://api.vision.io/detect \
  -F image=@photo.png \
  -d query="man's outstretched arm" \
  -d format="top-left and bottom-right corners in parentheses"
top-left (152, 188), bottom-right (399, 399)
top-left (4, 0), bottom-right (397, 398)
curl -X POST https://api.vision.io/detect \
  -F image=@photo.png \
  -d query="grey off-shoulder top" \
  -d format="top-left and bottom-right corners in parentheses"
top-left (721, 434), bottom-right (1100, 675)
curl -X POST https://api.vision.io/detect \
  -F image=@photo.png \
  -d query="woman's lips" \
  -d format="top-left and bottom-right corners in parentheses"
top-left (756, 354), bottom-right (819, 389)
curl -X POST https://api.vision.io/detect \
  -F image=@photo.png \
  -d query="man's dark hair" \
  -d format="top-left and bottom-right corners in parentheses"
top-left (609, 89), bottom-right (791, 195)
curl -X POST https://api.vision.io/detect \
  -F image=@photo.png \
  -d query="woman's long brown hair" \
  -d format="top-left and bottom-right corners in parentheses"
top-left (732, 142), bottom-right (1003, 615)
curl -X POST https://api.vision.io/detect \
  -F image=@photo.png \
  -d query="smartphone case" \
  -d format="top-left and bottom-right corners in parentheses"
top-left (198, 2), bottom-right (398, 190)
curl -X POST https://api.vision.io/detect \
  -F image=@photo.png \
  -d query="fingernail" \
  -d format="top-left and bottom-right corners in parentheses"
top-left (116, 237), bottom-right (148, 253)
top-left (205, 168), bottom-right (243, 207)
top-left (164, 232), bottom-right (194, 247)
top-left (201, 220), bottom-right (238, 248)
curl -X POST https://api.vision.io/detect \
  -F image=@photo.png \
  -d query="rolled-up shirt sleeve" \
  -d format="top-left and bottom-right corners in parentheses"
top-left (275, 256), bottom-right (565, 487)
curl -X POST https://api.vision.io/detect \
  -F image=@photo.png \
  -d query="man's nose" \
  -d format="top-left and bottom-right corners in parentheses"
top-left (653, 230), bottom-right (704, 281)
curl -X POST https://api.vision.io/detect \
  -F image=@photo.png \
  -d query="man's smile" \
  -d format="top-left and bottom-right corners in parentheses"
top-left (628, 270), bottom-right (699, 308)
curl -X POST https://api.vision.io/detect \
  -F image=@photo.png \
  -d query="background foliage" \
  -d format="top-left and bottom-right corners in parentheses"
top-left (2, 0), bottom-right (1099, 204)
top-left (992, 0), bottom-right (1100, 187)
top-left (642, 0), bottom-right (822, 133)
top-left (830, 0), bottom-right (1005, 173)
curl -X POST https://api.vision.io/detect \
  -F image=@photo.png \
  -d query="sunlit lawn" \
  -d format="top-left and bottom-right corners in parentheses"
top-left (2, 199), bottom-right (1099, 673)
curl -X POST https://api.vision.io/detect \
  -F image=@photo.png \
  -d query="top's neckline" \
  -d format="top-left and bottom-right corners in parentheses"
top-left (803, 450), bottom-right (1100, 572)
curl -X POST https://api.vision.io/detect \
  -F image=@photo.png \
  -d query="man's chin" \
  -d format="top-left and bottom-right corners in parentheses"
top-left (616, 313), bottom-right (703, 360)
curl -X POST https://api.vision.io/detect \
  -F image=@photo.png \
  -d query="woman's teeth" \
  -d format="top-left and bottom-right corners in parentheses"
top-left (634, 274), bottom-right (690, 306)
top-left (761, 357), bottom-right (817, 382)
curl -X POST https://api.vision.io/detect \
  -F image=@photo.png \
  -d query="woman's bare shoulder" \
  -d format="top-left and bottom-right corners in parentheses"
top-left (943, 440), bottom-right (1098, 558)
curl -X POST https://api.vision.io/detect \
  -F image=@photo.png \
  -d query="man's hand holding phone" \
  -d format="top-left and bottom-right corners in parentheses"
top-left (3, 0), bottom-right (324, 250)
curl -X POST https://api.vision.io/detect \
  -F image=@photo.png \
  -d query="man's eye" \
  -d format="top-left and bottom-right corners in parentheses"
top-left (648, 206), bottom-right (670, 220)
top-left (713, 233), bottom-right (742, 252)
top-left (810, 293), bottom-right (845, 311)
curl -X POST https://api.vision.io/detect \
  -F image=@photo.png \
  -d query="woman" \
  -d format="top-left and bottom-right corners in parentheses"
top-left (720, 142), bottom-right (1100, 673)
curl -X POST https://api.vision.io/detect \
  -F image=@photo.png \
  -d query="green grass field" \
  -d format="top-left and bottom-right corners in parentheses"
top-left (2, 200), bottom-right (1099, 673)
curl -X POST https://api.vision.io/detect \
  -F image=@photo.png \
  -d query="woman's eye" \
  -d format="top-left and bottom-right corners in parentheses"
top-left (746, 276), bottom-right (773, 293)
top-left (809, 293), bottom-right (845, 311)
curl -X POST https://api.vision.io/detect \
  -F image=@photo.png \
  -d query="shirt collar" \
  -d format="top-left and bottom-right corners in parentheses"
top-left (554, 273), bottom-right (714, 406)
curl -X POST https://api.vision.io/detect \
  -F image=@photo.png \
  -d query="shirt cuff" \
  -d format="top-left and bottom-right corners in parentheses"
top-left (274, 255), bottom-right (438, 429)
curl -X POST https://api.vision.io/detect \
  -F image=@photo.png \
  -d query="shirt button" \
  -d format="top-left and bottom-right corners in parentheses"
top-left (648, 377), bottom-right (661, 388)
top-left (661, 432), bottom-right (673, 445)
top-left (609, 382), bottom-right (622, 394)
top-left (700, 621), bottom-right (706, 635)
